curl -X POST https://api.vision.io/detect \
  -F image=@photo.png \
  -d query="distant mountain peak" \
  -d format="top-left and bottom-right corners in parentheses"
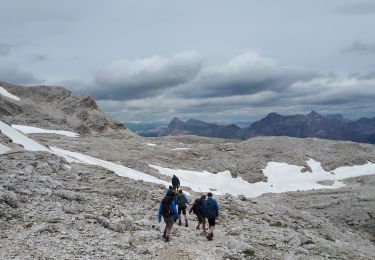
top-left (307, 111), bottom-right (324, 119)
top-left (266, 112), bottom-right (282, 118)
top-left (168, 117), bottom-right (184, 128)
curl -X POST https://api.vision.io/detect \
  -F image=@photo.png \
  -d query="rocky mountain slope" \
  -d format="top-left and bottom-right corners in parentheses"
top-left (0, 81), bottom-right (127, 134)
top-left (141, 112), bottom-right (375, 144)
top-left (1, 82), bottom-right (375, 259)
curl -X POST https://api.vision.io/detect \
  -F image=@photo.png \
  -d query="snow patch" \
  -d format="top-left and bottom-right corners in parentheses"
top-left (146, 143), bottom-right (157, 147)
top-left (49, 147), bottom-right (169, 186)
top-left (172, 147), bottom-right (190, 151)
top-left (0, 121), bottom-right (50, 152)
top-left (0, 143), bottom-right (10, 154)
top-left (12, 125), bottom-right (79, 137)
top-left (150, 159), bottom-right (375, 198)
top-left (0, 86), bottom-right (20, 101)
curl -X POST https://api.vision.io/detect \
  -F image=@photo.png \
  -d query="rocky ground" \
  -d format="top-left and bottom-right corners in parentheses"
top-left (1, 83), bottom-right (375, 259)
top-left (1, 151), bottom-right (375, 259)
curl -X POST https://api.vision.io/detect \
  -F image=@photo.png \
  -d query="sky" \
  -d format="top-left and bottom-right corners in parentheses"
top-left (1, 0), bottom-right (375, 123)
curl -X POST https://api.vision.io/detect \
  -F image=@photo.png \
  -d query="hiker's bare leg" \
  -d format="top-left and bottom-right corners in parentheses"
top-left (166, 227), bottom-right (173, 237)
top-left (209, 226), bottom-right (214, 236)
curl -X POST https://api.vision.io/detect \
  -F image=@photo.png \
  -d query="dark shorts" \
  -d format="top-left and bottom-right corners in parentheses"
top-left (197, 214), bottom-right (206, 224)
top-left (208, 218), bottom-right (216, 226)
top-left (178, 206), bottom-right (186, 215)
top-left (164, 216), bottom-right (175, 229)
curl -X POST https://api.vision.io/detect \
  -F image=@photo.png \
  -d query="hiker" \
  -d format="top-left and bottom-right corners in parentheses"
top-left (203, 192), bottom-right (219, 241)
top-left (189, 195), bottom-right (206, 231)
top-left (176, 189), bottom-right (189, 227)
top-left (171, 174), bottom-right (180, 193)
top-left (165, 185), bottom-right (173, 196)
top-left (157, 192), bottom-right (178, 242)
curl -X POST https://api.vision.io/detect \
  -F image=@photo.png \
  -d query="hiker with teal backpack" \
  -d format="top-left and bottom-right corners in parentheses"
top-left (189, 195), bottom-right (206, 231)
top-left (157, 190), bottom-right (178, 242)
top-left (203, 192), bottom-right (219, 241)
top-left (175, 189), bottom-right (189, 227)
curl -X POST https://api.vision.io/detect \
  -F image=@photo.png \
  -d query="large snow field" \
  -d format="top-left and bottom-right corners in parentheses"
top-left (0, 86), bottom-right (20, 101)
top-left (12, 125), bottom-right (79, 137)
top-left (150, 158), bottom-right (375, 197)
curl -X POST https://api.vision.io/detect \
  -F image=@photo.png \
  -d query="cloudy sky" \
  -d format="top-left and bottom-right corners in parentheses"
top-left (1, 0), bottom-right (375, 123)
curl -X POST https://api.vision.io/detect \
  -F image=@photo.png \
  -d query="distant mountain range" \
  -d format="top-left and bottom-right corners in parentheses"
top-left (137, 111), bottom-right (375, 144)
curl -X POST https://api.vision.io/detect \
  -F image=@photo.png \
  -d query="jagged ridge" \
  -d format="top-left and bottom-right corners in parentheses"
top-left (141, 111), bottom-right (375, 144)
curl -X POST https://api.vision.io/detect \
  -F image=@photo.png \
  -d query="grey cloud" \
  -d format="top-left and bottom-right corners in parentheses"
top-left (95, 52), bottom-right (375, 123)
top-left (31, 54), bottom-right (48, 62)
top-left (342, 41), bottom-right (375, 55)
top-left (338, 2), bottom-right (375, 15)
top-left (0, 42), bottom-right (13, 55)
top-left (286, 76), bottom-right (375, 108)
top-left (97, 73), bottom-right (375, 123)
top-left (172, 52), bottom-right (317, 99)
top-left (91, 50), bottom-right (202, 100)
top-left (0, 64), bottom-right (42, 85)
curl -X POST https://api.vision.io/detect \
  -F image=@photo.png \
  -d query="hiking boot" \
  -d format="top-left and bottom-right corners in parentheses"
top-left (185, 220), bottom-right (188, 227)
top-left (206, 235), bottom-right (213, 241)
top-left (178, 220), bottom-right (182, 226)
top-left (165, 236), bottom-right (170, 242)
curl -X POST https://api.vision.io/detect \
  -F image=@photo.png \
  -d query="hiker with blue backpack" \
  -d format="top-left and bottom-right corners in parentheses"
top-left (157, 190), bottom-right (178, 242)
top-left (176, 189), bottom-right (189, 227)
top-left (203, 192), bottom-right (219, 241)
